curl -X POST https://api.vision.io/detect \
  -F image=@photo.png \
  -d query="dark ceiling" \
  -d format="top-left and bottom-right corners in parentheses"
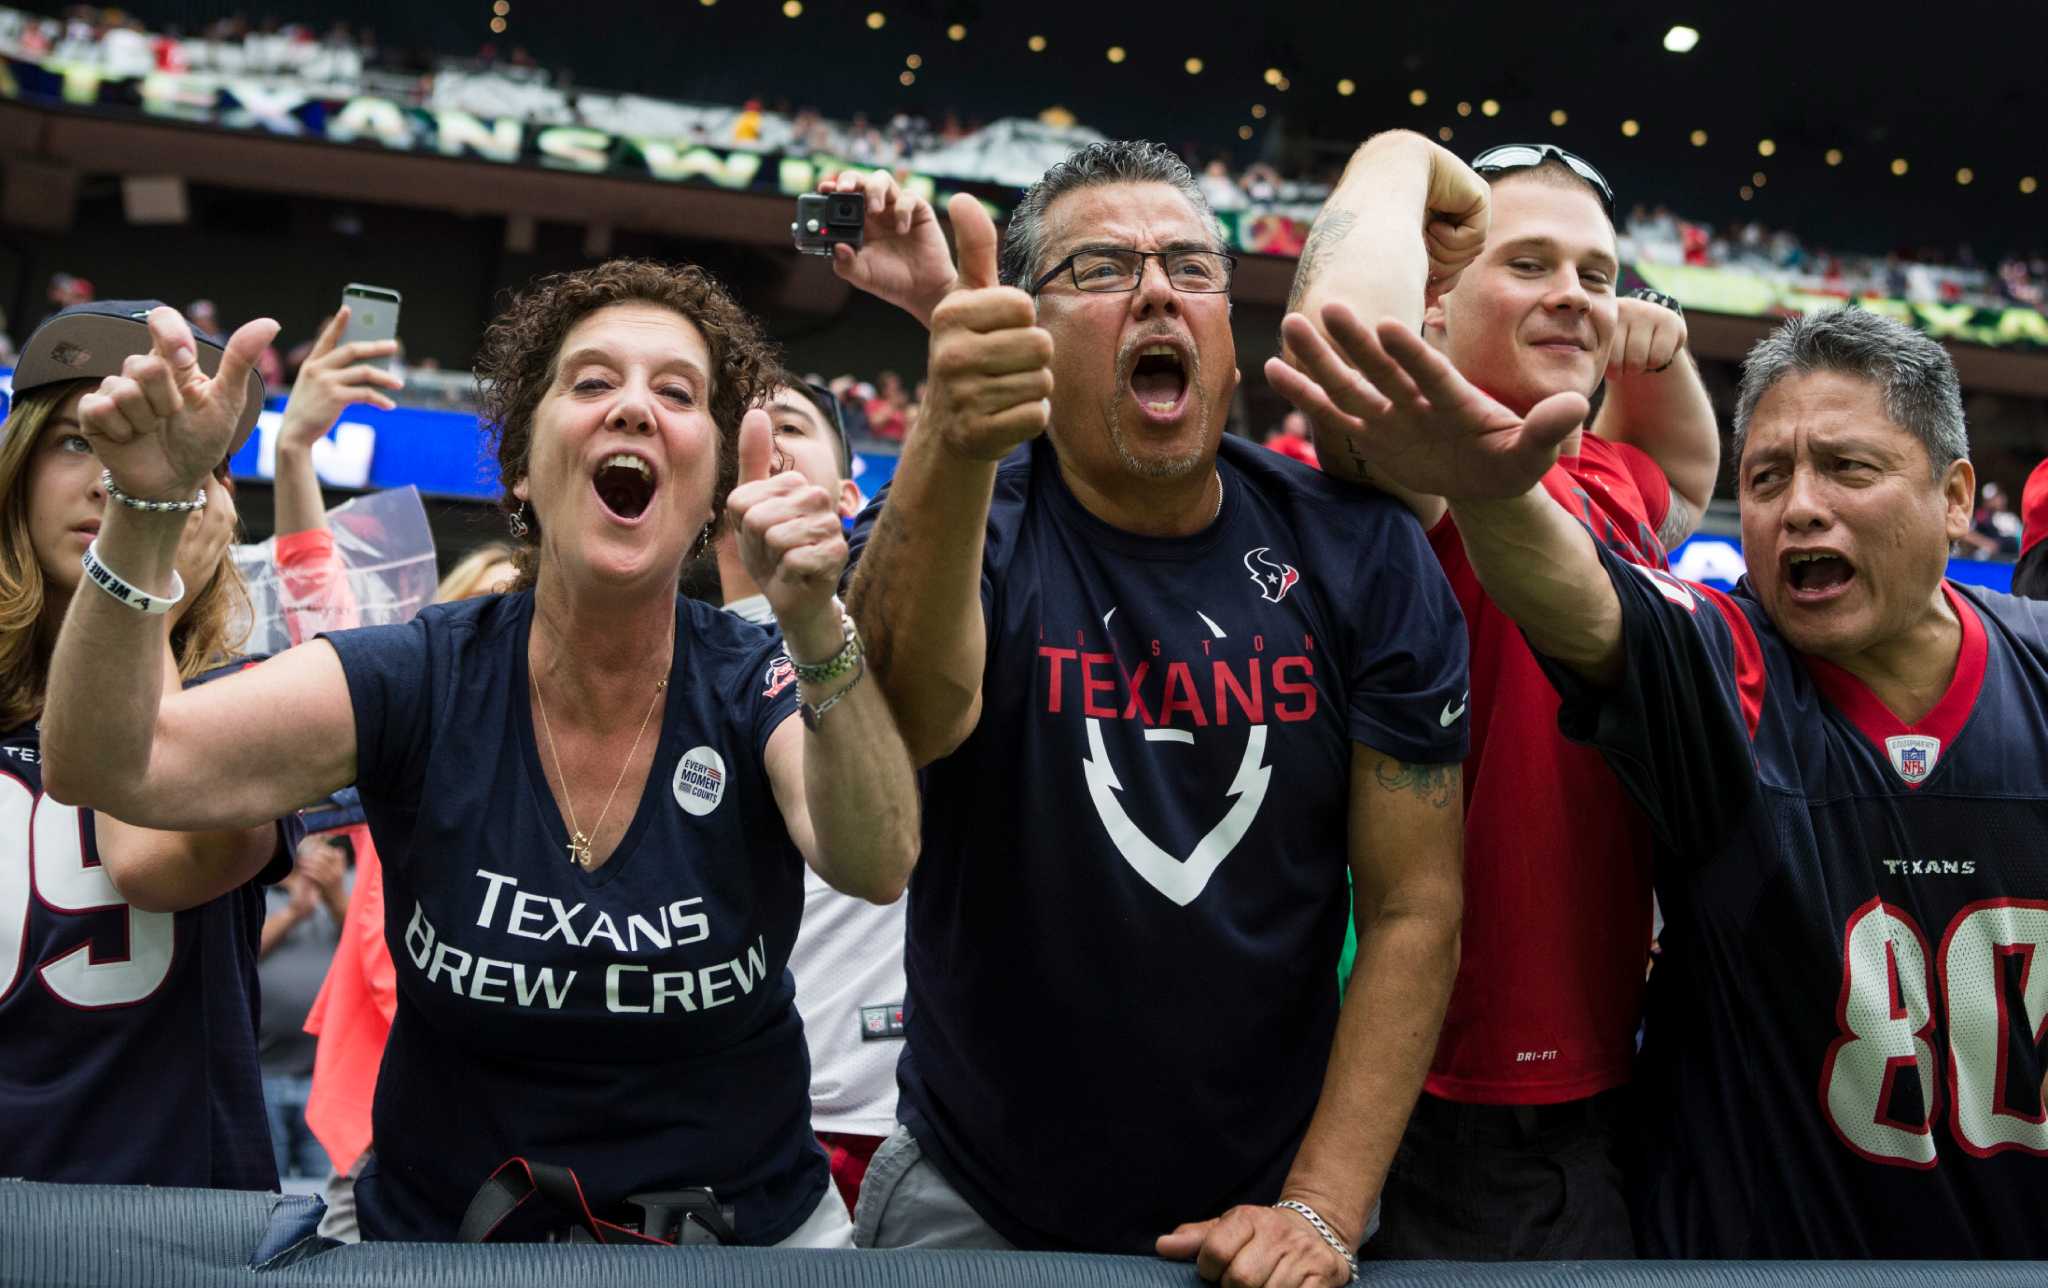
top-left (80, 0), bottom-right (2048, 259)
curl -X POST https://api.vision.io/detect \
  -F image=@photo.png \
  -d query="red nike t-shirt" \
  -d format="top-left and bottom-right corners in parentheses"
top-left (1425, 434), bottom-right (1671, 1104)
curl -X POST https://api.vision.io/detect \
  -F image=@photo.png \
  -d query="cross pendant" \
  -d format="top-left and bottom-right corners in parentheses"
top-left (567, 832), bottom-right (591, 866)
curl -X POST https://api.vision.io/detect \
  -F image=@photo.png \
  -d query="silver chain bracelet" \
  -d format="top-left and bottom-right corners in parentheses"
top-left (1274, 1200), bottom-right (1359, 1281)
top-left (102, 469), bottom-right (207, 514)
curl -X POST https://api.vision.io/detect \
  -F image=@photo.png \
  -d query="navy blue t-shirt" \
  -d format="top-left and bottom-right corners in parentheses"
top-left (1539, 545), bottom-right (2048, 1257)
top-left (323, 591), bottom-right (825, 1243)
top-left (848, 435), bottom-right (1469, 1251)
top-left (0, 662), bottom-right (293, 1190)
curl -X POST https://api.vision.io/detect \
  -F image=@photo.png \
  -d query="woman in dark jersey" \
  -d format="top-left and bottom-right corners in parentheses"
top-left (0, 303), bottom-right (293, 1189)
top-left (38, 266), bottom-right (921, 1245)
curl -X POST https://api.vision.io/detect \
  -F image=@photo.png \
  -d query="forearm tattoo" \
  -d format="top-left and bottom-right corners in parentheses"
top-left (1285, 208), bottom-right (1360, 312)
top-left (1372, 759), bottom-right (1457, 809)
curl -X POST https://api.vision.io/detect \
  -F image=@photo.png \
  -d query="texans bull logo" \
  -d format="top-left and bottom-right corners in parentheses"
top-left (1244, 547), bottom-right (1300, 603)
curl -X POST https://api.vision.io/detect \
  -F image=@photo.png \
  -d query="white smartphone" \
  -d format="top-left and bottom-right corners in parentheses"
top-left (338, 283), bottom-right (402, 370)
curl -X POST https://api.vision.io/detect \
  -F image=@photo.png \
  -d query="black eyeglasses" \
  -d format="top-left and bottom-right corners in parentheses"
top-left (1030, 247), bottom-right (1238, 296)
top-left (1469, 144), bottom-right (1615, 213)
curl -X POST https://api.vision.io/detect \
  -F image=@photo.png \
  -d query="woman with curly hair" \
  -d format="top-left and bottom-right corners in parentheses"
top-left (0, 301), bottom-right (299, 1191)
top-left (38, 263), bottom-right (922, 1245)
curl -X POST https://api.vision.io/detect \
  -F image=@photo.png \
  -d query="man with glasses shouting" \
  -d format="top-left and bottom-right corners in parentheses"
top-left (1272, 132), bottom-right (1720, 1258)
top-left (824, 144), bottom-right (1470, 1285)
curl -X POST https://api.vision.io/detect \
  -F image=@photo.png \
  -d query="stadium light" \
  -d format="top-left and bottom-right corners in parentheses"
top-left (782, 0), bottom-right (801, 16)
top-left (2024, 176), bottom-right (2040, 194)
top-left (699, 0), bottom-right (715, 6)
top-left (1621, 119), bottom-right (1640, 137)
top-left (1027, 34), bottom-right (1046, 52)
top-left (1238, 125), bottom-right (1253, 140)
top-left (1663, 25), bottom-right (1700, 53)
top-left (1186, 58), bottom-right (1204, 75)
top-left (1824, 148), bottom-right (1843, 166)
top-left (1408, 88), bottom-right (1428, 106)
top-left (492, 0), bottom-right (509, 14)
top-left (488, 15), bottom-right (506, 32)
top-left (1752, 171), bottom-right (1766, 187)
top-left (1275, 77), bottom-right (1290, 91)
top-left (866, 11), bottom-right (885, 30)
top-left (1891, 157), bottom-right (1908, 175)
top-left (899, 70), bottom-right (914, 85)
top-left (947, 23), bottom-right (966, 40)
top-left (1456, 101), bottom-right (1472, 117)
top-left (1956, 167), bottom-right (1974, 185)
top-left (1480, 98), bottom-right (1500, 117)
top-left (1757, 138), bottom-right (1775, 157)
top-left (1337, 79), bottom-right (1356, 96)
top-left (905, 53), bottom-right (921, 68)
top-left (1265, 68), bottom-right (1284, 86)
top-left (1251, 103), bottom-right (1267, 118)
top-left (1690, 129), bottom-right (1708, 146)
top-left (1739, 185), bottom-right (1753, 201)
top-left (1438, 126), bottom-right (1454, 142)
top-left (1549, 108), bottom-right (1567, 126)
top-left (1106, 45), bottom-right (1126, 63)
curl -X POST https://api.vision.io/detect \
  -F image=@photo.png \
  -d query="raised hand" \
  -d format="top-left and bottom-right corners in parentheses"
top-left (920, 194), bottom-right (1053, 462)
top-left (1266, 302), bottom-right (1585, 501)
top-left (820, 168), bottom-right (962, 326)
top-left (76, 307), bottom-right (278, 504)
top-left (278, 307), bottom-right (403, 454)
top-left (727, 409), bottom-right (849, 657)
top-left (1157, 1205), bottom-right (1354, 1288)
top-left (1607, 294), bottom-right (1687, 378)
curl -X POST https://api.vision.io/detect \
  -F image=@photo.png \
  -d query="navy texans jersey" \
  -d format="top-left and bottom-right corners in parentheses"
top-left (1539, 544), bottom-right (2048, 1257)
top-left (847, 435), bottom-right (1469, 1252)
top-left (323, 592), bottom-right (826, 1243)
top-left (0, 663), bottom-right (294, 1190)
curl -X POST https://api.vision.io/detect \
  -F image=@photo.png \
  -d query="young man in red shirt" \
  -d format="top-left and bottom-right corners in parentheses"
top-left (1275, 132), bottom-right (1719, 1258)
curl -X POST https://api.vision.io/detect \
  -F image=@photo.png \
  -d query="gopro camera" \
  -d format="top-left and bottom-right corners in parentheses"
top-left (792, 191), bottom-right (865, 256)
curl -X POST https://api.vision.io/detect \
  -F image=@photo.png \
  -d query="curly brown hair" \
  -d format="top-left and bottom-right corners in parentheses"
top-left (475, 259), bottom-right (780, 587)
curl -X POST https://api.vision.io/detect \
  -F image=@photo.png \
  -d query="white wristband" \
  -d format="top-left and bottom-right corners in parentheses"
top-left (81, 539), bottom-right (185, 615)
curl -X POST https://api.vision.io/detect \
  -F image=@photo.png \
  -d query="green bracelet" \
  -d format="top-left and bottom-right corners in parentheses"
top-left (790, 612), bottom-right (862, 685)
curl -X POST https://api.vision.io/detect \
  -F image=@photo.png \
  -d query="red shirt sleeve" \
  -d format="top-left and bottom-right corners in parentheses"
top-left (1607, 438), bottom-right (1673, 535)
top-left (274, 528), bottom-right (363, 642)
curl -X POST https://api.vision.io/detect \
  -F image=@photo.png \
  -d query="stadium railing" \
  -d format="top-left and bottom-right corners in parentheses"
top-left (4, 1180), bottom-right (2044, 1287)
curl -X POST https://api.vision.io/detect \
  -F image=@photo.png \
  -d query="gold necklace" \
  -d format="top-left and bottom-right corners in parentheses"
top-left (531, 648), bottom-right (669, 869)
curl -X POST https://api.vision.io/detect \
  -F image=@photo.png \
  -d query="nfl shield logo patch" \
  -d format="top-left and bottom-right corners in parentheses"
top-left (1884, 734), bottom-right (1941, 786)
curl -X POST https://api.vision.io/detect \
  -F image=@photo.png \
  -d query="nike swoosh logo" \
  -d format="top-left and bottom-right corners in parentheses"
top-left (1440, 695), bottom-right (1468, 726)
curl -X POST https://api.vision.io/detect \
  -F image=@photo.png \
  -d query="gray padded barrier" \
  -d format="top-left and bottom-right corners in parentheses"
top-left (5, 1181), bottom-right (2046, 1287)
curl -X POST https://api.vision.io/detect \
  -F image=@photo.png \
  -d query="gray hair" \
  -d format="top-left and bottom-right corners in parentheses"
top-left (999, 140), bottom-right (1221, 289)
top-left (1733, 307), bottom-right (1968, 480)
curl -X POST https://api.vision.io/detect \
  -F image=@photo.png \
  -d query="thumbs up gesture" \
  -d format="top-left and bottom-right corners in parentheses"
top-left (76, 306), bottom-right (279, 505)
top-left (922, 194), bottom-right (1054, 462)
top-left (725, 408), bottom-right (850, 656)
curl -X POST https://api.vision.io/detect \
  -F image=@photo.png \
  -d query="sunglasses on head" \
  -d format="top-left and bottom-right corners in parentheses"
top-left (1470, 144), bottom-right (1615, 214)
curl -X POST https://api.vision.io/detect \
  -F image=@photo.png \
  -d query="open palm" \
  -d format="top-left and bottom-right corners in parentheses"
top-left (1268, 302), bottom-right (1585, 501)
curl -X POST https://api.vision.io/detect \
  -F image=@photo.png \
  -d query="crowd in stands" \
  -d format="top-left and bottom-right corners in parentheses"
top-left (13, 3), bottom-right (2044, 309)
top-left (1619, 204), bottom-right (2048, 312)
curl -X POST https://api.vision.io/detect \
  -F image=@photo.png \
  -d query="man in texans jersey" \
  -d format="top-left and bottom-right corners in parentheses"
top-left (826, 148), bottom-right (1469, 1286)
top-left (1282, 299), bottom-right (2048, 1256)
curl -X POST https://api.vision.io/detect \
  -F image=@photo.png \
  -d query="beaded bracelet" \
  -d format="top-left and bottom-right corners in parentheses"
top-left (789, 611), bottom-right (863, 685)
top-left (1274, 1200), bottom-right (1359, 1281)
top-left (102, 469), bottom-right (207, 514)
